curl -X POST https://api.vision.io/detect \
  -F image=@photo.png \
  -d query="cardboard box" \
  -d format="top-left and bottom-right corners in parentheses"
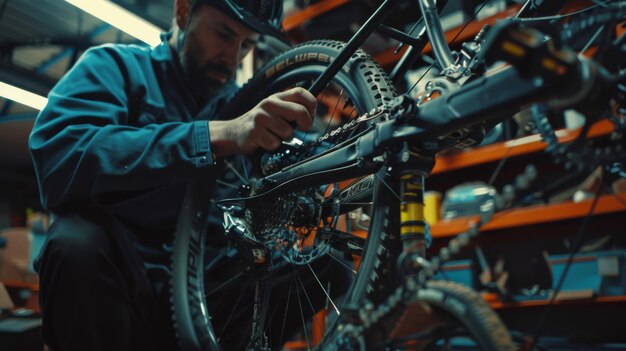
top-left (0, 228), bottom-right (38, 285)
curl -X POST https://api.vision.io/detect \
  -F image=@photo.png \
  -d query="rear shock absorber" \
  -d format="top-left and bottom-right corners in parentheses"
top-left (399, 171), bottom-right (428, 258)
top-left (394, 143), bottom-right (436, 273)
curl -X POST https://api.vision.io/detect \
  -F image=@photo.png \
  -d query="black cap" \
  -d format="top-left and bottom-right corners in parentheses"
top-left (196, 0), bottom-right (290, 44)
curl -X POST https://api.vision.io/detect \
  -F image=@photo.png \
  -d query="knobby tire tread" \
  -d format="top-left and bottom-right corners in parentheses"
top-left (420, 280), bottom-right (516, 351)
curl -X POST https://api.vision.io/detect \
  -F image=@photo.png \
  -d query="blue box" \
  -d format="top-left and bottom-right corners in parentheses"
top-left (549, 250), bottom-right (626, 297)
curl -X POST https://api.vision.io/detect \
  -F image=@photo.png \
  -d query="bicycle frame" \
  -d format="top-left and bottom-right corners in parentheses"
top-left (309, 0), bottom-right (454, 96)
top-left (230, 0), bottom-right (571, 212)
top-left (237, 44), bottom-right (587, 209)
top-left (223, 19), bottom-right (597, 271)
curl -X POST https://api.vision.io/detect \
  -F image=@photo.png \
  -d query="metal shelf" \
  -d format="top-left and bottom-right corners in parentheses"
top-left (283, 0), bottom-right (352, 32)
top-left (431, 192), bottom-right (626, 238)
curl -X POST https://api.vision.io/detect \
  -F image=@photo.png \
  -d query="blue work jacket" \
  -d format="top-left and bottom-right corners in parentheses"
top-left (29, 34), bottom-right (240, 241)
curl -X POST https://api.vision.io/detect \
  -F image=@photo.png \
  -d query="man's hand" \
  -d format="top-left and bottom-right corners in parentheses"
top-left (210, 87), bottom-right (316, 157)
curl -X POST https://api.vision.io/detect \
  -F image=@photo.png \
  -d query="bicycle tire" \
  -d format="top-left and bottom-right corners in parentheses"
top-left (171, 40), bottom-right (399, 351)
top-left (374, 280), bottom-right (516, 351)
top-left (420, 280), bottom-right (514, 350)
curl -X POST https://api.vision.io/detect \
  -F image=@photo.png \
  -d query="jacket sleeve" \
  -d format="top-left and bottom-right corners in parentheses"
top-left (29, 46), bottom-right (214, 211)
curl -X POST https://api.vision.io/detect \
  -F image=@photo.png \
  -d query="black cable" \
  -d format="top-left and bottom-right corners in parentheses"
top-left (448, 0), bottom-right (492, 47)
top-left (516, 0), bottom-right (614, 22)
top-left (485, 115), bottom-right (534, 191)
top-left (407, 62), bottom-right (437, 96)
top-left (514, 0), bottom-right (533, 19)
top-left (487, 147), bottom-right (512, 187)
top-left (527, 177), bottom-right (604, 350)
top-left (407, 0), bottom-right (492, 96)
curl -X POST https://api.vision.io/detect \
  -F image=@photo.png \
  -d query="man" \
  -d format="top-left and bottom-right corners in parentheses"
top-left (29, 1), bottom-right (319, 350)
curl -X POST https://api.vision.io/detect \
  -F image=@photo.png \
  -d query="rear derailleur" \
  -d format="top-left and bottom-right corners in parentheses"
top-left (222, 207), bottom-right (272, 279)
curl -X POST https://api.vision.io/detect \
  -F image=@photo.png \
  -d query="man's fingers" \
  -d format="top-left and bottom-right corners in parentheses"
top-left (263, 98), bottom-right (313, 131)
top-left (255, 130), bottom-right (281, 151)
top-left (249, 129), bottom-right (281, 150)
top-left (274, 87), bottom-right (317, 118)
top-left (258, 113), bottom-right (294, 140)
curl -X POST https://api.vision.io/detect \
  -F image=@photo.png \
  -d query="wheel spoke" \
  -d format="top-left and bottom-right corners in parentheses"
top-left (293, 269), bottom-right (312, 351)
top-left (223, 159), bottom-right (248, 184)
top-left (295, 83), bottom-right (328, 158)
top-left (579, 25), bottom-right (605, 56)
top-left (294, 269), bottom-right (328, 342)
top-left (375, 172), bottom-right (401, 201)
top-left (407, 62), bottom-right (437, 96)
top-left (217, 282), bottom-right (248, 342)
top-left (205, 271), bottom-right (244, 297)
top-left (323, 202), bottom-right (373, 207)
top-left (278, 279), bottom-right (294, 348)
top-left (306, 262), bottom-right (340, 315)
top-left (326, 88), bottom-right (345, 136)
top-left (239, 155), bottom-right (250, 182)
top-left (323, 248), bottom-right (357, 274)
top-left (216, 179), bottom-right (240, 190)
top-left (316, 228), bottom-right (365, 253)
top-left (515, 0), bottom-right (532, 18)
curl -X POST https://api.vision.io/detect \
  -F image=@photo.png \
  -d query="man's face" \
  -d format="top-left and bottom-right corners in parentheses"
top-left (179, 5), bottom-right (259, 100)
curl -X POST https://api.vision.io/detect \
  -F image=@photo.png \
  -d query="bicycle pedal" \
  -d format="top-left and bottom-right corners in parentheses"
top-left (481, 20), bottom-right (577, 79)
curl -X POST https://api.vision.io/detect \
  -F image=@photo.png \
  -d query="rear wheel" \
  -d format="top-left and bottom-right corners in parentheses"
top-left (171, 40), bottom-right (400, 351)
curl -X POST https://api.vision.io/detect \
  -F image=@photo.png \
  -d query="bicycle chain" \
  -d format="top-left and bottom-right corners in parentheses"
top-left (532, 105), bottom-right (625, 173)
top-left (333, 223), bottom-right (483, 348)
top-left (285, 104), bottom-right (390, 165)
top-left (316, 105), bottom-right (388, 144)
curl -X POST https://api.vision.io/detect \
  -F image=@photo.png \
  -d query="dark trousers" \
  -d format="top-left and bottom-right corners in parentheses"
top-left (35, 210), bottom-right (177, 351)
top-left (35, 211), bottom-right (351, 351)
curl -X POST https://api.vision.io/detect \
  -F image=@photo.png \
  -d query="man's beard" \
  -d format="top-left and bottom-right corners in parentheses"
top-left (181, 51), bottom-right (234, 102)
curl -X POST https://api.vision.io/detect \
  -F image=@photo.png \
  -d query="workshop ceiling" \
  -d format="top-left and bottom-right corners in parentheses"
top-left (0, 0), bottom-right (169, 173)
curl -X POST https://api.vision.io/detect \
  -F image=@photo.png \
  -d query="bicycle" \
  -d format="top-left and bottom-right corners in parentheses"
top-left (169, 0), bottom-right (626, 350)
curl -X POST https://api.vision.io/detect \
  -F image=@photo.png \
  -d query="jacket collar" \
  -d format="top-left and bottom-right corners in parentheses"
top-left (151, 32), bottom-right (175, 62)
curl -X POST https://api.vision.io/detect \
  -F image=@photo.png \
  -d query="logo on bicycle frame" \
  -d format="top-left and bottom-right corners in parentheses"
top-left (339, 175), bottom-right (375, 203)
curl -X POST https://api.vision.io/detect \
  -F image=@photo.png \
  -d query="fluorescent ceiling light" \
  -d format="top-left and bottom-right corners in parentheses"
top-left (65, 0), bottom-right (164, 47)
top-left (0, 82), bottom-right (48, 110)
